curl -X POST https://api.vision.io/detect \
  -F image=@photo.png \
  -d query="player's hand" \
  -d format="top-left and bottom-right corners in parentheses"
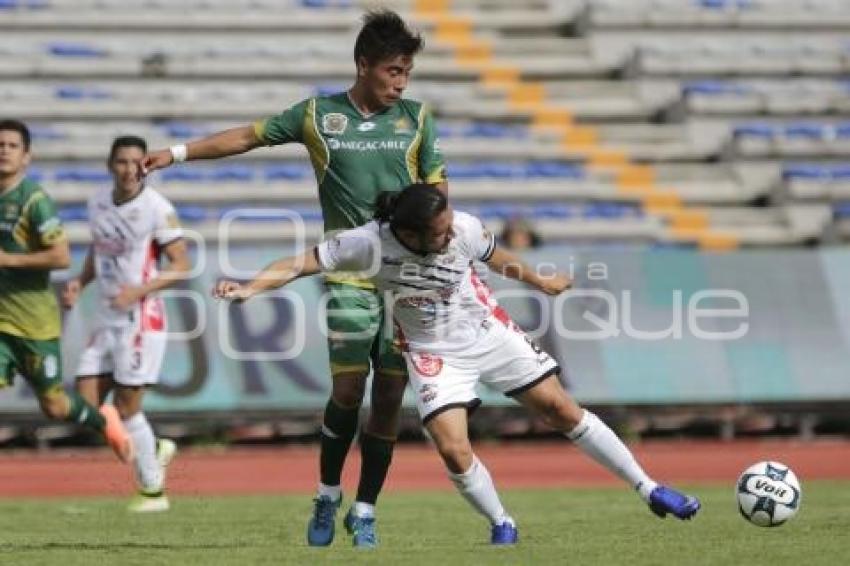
top-left (213, 279), bottom-right (255, 302)
top-left (61, 278), bottom-right (82, 309)
top-left (538, 273), bottom-right (572, 296)
top-left (111, 285), bottom-right (144, 311)
top-left (139, 149), bottom-right (174, 178)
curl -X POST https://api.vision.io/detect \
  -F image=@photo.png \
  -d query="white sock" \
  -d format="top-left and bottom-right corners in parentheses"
top-left (352, 501), bottom-right (375, 519)
top-left (317, 483), bottom-right (341, 501)
top-left (123, 412), bottom-right (163, 493)
top-left (448, 456), bottom-right (512, 526)
top-left (566, 410), bottom-right (658, 502)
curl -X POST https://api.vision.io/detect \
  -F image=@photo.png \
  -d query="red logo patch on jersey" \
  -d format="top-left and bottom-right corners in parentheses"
top-left (412, 353), bottom-right (443, 377)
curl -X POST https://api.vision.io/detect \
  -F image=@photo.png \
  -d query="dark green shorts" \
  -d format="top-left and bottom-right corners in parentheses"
top-left (324, 282), bottom-right (406, 379)
top-left (0, 331), bottom-right (63, 395)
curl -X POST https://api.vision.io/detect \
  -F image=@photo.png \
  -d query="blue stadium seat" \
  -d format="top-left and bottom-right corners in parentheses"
top-left (54, 86), bottom-right (112, 100)
top-left (58, 206), bottom-right (88, 222)
top-left (682, 81), bottom-right (751, 96)
top-left (175, 206), bottom-right (208, 222)
top-left (161, 122), bottom-right (210, 139)
top-left (210, 166), bottom-right (255, 182)
top-left (836, 123), bottom-right (850, 138)
top-left (831, 166), bottom-right (850, 180)
top-left (531, 203), bottom-right (574, 219)
top-left (55, 167), bottom-right (111, 183)
top-left (301, 0), bottom-right (352, 8)
top-left (47, 43), bottom-right (107, 58)
top-left (733, 123), bottom-right (775, 138)
top-left (832, 203), bottom-right (850, 218)
top-left (445, 163), bottom-right (487, 179)
top-left (313, 85), bottom-right (345, 97)
top-left (161, 168), bottom-right (205, 182)
top-left (264, 164), bottom-right (310, 181)
top-left (28, 125), bottom-right (66, 140)
top-left (526, 162), bottom-right (585, 179)
top-left (27, 167), bottom-right (45, 183)
top-left (785, 123), bottom-right (825, 139)
top-left (582, 202), bottom-right (641, 219)
top-left (783, 164), bottom-right (829, 180)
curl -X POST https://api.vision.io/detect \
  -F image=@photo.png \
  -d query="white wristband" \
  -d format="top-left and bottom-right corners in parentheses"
top-left (169, 144), bottom-right (188, 163)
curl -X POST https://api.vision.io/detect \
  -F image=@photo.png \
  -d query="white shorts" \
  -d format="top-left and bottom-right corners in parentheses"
top-left (405, 318), bottom-right (560, 424)
top-left (76, 325), bottom-right (167, 386)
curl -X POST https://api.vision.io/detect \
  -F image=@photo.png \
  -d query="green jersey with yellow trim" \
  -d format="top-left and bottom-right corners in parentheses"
top-left (0, 177), bottom-right (66, 340)
top-left (254, 92), bottom-right (446, 234)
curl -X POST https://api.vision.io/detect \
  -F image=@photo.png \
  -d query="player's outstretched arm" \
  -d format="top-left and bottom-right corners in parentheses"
top-left (213, 247), bottom-right (321, 302)
top-left (485, 245), bottom-right (571, 296)
top-left (61, 245), bottom-right (95, 309)
top-left (0, 239), bottom-right (70, 271)
top-left (140, 125), bottom-right (263, 176)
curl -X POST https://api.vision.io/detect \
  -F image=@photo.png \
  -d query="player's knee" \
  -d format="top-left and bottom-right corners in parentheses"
top-left (38, 393), bottom-right (67, 420)
top-left (331, 375), bottom-right (368, 408)
top-left (436, 437), bottom-right (474, 474)
top-left (540, 397), bottom-right (582, 432)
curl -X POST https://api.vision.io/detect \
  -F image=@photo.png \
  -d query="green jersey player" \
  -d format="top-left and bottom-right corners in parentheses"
top-left (0, 119), bottom-right (132, 462)
top-left (141, 10), bottom-right (446, 547)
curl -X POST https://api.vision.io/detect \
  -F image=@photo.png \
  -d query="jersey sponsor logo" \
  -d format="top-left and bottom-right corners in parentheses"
top-left (326, 139), bottom-right (409, 152)
top-left (433, 138), bottom-right (442, 153)
top-left (411, 352), bottom-right (443, 377)
top-left (357, 121), bottom-right (376, 132)
top-left (322, 113), bottom-right (348, 135)
top-left (3, 203), bottom-right (19, 220)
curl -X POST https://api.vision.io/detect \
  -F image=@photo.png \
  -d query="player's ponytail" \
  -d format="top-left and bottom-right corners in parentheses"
top-left (377, 183), bottom-right (446, 233)
top-left (374, 191), bottom-right (400, 223)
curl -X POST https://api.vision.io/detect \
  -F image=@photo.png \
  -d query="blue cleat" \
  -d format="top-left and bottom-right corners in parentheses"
top-left (490, 521), bottom-right (518, 545)
top-left (649, 485), bottom-right (701, 520)
top-left (306, 495), bottom-right (341, 546)
top-left (343, 509), bottom-right (378, 548)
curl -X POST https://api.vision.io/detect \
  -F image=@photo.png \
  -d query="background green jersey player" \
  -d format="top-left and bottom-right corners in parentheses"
top-left (141, 11), bottom-right (447, 547)
top-left (0, 119), bottom-right (132, 462)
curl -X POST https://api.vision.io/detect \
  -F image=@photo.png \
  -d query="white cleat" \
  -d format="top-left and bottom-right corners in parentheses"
top-left (127, 491), bottom-right (170, 513)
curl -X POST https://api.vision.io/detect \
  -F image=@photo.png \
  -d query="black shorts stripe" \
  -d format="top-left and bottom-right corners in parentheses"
top-left (504, 366), bottom-right (561, 398)
top-left (422, 398), bottom-right (482, 425)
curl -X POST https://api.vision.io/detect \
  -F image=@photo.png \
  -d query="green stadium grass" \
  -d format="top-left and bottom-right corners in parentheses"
top-left (0, 482), bottom-right (847, 565)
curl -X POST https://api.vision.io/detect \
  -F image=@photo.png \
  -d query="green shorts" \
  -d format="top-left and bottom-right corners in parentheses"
top-left (0, 331), bottom-right (63, 395)
top-left (325, 282), bottom-right (406, 379)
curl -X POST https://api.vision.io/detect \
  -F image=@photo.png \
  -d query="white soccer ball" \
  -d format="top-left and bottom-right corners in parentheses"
top-left (736, 461), bottom-right (801, 527)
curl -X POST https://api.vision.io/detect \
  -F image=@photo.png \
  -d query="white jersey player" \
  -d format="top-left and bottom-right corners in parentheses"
top-left (215, 184), bottom-right (701, 545)
top-left (62, 136), bottom-right (190, 513)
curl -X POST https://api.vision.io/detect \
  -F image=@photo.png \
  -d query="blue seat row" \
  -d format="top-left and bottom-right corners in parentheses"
top-left (300, 0), bottom-right (352, 7)
top-left (54, 86), bottom-right (113, 100)
top-left (0, 0), bottom-right (48, 9)
top-left (682, 81), bottom-right (754, 97)
top-left (447, 161), bottom-right (585, 180)
top-left (57, 202), bottom-right (643, 224)
top-left (783, 163), bottom-right (850, 181)
top-left (47, 42), bottom-right (108, 58)
top-left (833, 203), bottom-right (850, 218)
top-left (734, 122), bottom-right (850, 139)
top-left (36, 162), bottom-right (587, 183)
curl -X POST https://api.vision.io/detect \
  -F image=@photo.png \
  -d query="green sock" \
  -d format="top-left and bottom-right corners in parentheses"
top-left (66, 392), bottom-right (106, 432)
top-left (319, 399), bottom-right (360, 487)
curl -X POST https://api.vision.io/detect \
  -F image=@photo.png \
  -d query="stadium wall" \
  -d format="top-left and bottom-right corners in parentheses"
top-left (2, 245), bottom-right (849, 416)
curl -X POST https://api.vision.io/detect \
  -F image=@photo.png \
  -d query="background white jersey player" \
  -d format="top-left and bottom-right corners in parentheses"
top-left (62, 136), bottom-right (190, 513)
top-left (215, 183), bottom-right (701, 545)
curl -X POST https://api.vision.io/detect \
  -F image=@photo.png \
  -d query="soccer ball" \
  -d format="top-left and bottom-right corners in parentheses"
top-left (736, 461), bottom-right (801, 527)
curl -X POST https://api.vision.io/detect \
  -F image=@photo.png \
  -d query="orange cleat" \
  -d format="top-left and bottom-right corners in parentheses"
top-left (99, 405), bottom-right (134, 463)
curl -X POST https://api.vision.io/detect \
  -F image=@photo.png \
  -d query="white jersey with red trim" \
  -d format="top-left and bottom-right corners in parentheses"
top-left (316, 210), bottom-right (505, 354)
top-left (87, 186), bottom-right (183, 329)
